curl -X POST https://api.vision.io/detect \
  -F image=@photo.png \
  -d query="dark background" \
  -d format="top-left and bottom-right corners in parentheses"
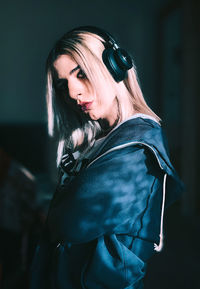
top-left (0, 0), bottom-right (199, 288)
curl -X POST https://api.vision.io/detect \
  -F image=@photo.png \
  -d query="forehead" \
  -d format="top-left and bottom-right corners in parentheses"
top-left (53, 54), bottom-right (78, 79)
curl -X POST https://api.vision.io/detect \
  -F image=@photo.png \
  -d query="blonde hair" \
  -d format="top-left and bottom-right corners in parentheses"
top-left (46, 28), bottom-right (161, 166)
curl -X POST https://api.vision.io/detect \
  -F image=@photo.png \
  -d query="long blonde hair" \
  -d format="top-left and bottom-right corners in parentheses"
top-left (46, 28), bottom-right (161, 166)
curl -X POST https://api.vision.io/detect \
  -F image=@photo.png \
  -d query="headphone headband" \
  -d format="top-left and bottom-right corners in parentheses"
top-left (68, 25), bottom-right (118, 49)
top-left (67, 25), bottom-right (133, 82)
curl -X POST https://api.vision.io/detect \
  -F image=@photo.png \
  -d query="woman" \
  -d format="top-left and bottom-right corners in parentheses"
top-left (30, 26), bottom-right (184, 289)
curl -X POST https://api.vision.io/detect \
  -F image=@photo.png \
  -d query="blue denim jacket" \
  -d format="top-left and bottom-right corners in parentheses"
top-left (30, 117), bottom-right (184, 289)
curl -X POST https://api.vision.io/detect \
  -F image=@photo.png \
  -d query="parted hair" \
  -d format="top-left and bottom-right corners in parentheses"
top-left (45, 28), bottom-right (161, 166)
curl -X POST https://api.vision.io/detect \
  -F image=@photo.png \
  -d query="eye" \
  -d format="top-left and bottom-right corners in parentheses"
top-left (77, 69), bottom-right (87, 79)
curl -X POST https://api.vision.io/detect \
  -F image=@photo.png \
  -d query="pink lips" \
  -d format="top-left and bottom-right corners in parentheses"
top-left (80, 101), bottom-right (93, 111)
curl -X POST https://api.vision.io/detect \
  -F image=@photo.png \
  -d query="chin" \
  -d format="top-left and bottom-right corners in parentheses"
top-left (88, 112), bottom-right (99, 121)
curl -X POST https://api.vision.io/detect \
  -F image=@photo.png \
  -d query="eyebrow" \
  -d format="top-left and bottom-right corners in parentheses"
top-left (55, 65), bottom-right (80, 83)
top-left (69, 65), bottom-right (80, 75)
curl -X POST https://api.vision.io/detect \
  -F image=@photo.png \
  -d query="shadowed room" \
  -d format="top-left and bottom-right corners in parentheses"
top-left (0, 0), bottom-right (199, 288)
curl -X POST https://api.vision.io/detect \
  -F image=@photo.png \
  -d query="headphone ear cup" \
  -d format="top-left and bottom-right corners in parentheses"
top-left (115, 48), bottom-right (133, 71)
top-left (102, 48), bottom-right (127, 82)
top-left (102, 47), bottom-right (133, 82)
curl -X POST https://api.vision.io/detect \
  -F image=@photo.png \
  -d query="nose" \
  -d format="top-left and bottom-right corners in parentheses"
top-left (68, 78), bottom-right (85, 102)
top-left (76, 94), bottom-right (86, 105)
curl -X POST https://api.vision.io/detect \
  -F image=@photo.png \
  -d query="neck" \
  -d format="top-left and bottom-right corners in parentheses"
top-left (96, 115), bottom-right (118, 139)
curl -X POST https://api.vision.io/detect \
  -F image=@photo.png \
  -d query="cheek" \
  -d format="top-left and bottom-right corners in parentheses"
top-left (98, 95), bottom-right (115, 108)
top-left (87, 82), bottom-right (95, 94)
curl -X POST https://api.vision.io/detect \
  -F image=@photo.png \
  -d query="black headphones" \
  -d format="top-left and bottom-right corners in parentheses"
top-left (67, 25), bottom-right (133, 82)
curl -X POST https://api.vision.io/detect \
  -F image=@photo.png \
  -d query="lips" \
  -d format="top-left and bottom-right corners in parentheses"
top-left (79, 101), bottom-right (93, 111)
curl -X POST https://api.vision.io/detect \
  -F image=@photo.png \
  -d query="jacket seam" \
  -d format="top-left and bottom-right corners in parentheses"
top-left (119, 241), bottom-right (127, 288)
top-left (87, 142), bottom-right (163, 170)
top-left (135, 176), bottom-right (156, 240)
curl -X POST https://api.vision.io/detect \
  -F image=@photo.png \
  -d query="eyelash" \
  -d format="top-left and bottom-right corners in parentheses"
top-left (55, 69), bottom-right (87, 92)
top-left (77, 69), bottom-right (86, 79)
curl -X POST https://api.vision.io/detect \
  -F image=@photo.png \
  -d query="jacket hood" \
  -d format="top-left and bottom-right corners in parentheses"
top-left (90, 117), bottom-right (175, 172)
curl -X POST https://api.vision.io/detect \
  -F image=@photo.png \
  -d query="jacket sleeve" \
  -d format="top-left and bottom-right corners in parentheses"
top-left (79, 145), bottom-right (166, 289)
top-left (47, 145), bottom-right (165, 245)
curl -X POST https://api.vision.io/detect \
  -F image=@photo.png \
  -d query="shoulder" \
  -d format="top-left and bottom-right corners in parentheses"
top-left (87, 143), bottom-right (161, 182)
top-left (89, 117), bottom-right (163, 162)
top-left (87, 117), bottom-right (164, 172)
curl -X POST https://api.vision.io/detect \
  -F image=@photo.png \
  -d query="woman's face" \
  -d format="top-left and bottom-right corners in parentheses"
top-left (53, 54), bottom-right (118, 126)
